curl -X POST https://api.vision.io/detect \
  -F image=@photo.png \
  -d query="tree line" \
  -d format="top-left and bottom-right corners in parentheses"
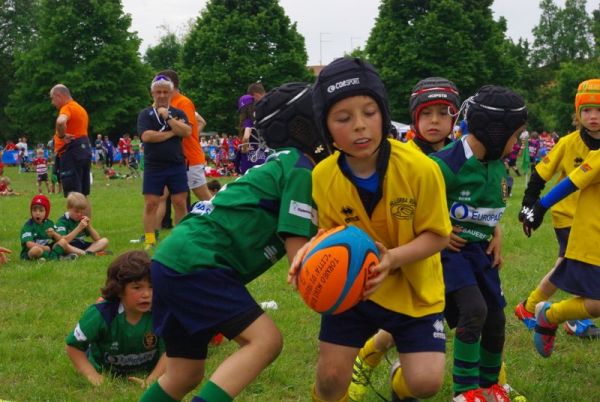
top-left (0, 0), bottom-right (598, 145)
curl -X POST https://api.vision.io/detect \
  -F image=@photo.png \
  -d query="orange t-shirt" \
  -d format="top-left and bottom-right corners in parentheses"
top-left (54, 99), bottom-right (88, 155)
top-left (171, 92), bottom-right (206, 166)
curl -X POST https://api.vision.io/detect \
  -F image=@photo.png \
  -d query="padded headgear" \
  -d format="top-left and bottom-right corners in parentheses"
top-left (31, 194), bottom-right (50, 220)
top-left (312, 57), bottom-right (391, 148)
top-left (255, 82), bottom-right (331, 163)
top-left (575, 79), bottom-right (600, 121)
top-left (409, 77), bottom-right (460, 140)
top-left (466, 85), bottom-right (527, 161)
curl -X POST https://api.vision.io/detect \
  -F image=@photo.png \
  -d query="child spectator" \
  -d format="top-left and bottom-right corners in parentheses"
top-left (118, 133), bottom-right (132, 168)
top-left (131, 134), bottom-right (141, 163)
top-left (207, 179), bottom-right (221, 196)
top-left (20, 194), bottom-right (75, 260)
top-left (94, 134), bottom-right (104, 168)
top-left (56, 192), bottom-right (109, 256)
top-left (102, 135), bottom-right (115, 168)
top-left (527, 131), bottom-right (541, 171)
top-left (238, 95), bottom-right (267, 174)
top-left (516, 78), bottom-right (600, 339)
top-left (139, 82), bottom-right (330, 402)
top-left (430, 86), bottom-right (527, 402)
top-left (521, 148), bottom-right (600, 357)
top-left (0, 176), bottom-right (18, 196)
top-left (503, 141), bottom-right (522, 177)
top-left (0, 246), bottom-right (11, 265)
top-left (65, 250), bottom-right (166, 386)
top-left (32, 148), bottom-right (51, 193)
top-left (292, 58), bottom-right (452, 402)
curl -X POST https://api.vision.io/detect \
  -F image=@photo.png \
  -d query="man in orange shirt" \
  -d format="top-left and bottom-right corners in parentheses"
top-left (50, 84), bottom-right (92, 197)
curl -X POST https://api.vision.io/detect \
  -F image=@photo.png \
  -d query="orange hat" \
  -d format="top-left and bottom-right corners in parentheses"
top-left (575, 79), bottom-right (600, 120)
top-left (31, 194), bottom-right (51, 220)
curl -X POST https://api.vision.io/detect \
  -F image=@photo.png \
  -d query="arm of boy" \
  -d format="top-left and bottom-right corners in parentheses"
top-left (287, 230), bottom-right (326, 289)
top-left (447, 226), bottom-right (467, 252)
top-left (65, 345), bottom-right (104, 386)
top-left (486, 224), bottom-right (503, 268)
top-left (85, 219), bottom-right (102, 241)
top-left (26, 241), bottom-right (50, 252)
top-left (0, 246), bottom-right (11, 265)
top-left (128, 353), bottom-right (167, 388)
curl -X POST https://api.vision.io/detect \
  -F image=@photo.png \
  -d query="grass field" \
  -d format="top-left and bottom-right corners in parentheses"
top-left (0, 163), bottom-right (599, 402)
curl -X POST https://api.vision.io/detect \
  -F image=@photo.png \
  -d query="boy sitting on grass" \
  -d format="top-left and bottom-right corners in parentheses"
top-left (55, 191), bottom-right (109, 256)
top-left (66, 250), bottom-right (166, 386)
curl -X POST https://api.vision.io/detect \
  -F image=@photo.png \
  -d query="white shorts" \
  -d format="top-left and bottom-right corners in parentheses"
top-left (187, 164), bottom-right (207, 189)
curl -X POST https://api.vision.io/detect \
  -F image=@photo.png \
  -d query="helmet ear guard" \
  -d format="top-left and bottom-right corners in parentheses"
top-left (255, 82), bottom-right (332, 163)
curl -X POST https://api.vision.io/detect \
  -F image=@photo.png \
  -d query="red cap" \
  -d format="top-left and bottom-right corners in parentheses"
top-left (31, 194), bottom-right (51, 220)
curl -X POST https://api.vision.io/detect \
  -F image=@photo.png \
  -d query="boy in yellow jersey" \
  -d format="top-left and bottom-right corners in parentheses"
top-left (348, 77), bottom-right (460, 401)
top-left (289, 58), bottom-right (452, 402)
top-left (516, 79), bottom-right (600, 338)
top-left (522, 147), bottom-right (600, 357)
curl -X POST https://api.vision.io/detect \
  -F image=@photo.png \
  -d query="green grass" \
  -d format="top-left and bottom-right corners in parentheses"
top-left (1, 165), bottom-right (599, 401)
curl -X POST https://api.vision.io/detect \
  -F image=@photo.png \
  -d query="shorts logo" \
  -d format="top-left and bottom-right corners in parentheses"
top-left (327, 77), bottom-right (360, 94)
top-left (390, 197), bottom-right (415, 220)
top-left (143, 332), bottom-right (158, 350)
top-left (433, 319), bottom-right (446, 340)
top-left (579, 163), bottom-right (592, 173)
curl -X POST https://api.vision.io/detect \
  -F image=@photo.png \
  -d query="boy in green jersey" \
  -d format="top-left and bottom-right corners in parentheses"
top-left (139, 83), bottom-right (331, 402)
top-left (66, 251), bottom-right (165, 386)
top-left (20, 194), bottom-right (73, 260)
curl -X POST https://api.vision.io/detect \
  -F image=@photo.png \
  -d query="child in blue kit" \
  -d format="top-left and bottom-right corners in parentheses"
top-left (139, 82), bottom-right (331, 402)
top-left (289, 58), bottom-right (452, 402)
top-left (430, 86), bottom-right (527, 402)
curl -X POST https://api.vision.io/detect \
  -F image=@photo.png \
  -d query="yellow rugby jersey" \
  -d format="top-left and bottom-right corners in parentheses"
top-left (565, 150), bottom-right (600, 266)
top-left (312, 139), bottom-right (452, 317)
top-left (535, 130), bottom-right (591, 228)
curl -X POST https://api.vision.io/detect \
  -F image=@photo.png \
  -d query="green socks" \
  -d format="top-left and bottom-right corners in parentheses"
top-left (139, 381), bottom-right (178, 402)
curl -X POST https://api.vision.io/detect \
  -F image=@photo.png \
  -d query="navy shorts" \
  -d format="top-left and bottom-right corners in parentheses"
top-left (554, 227), bottom-right (570, 258)
top-left (70, 239), bottom-right (92, 250)
top-left (143, 164), bottom-right (188, 196)
top-left (442, 242), bottom-right (506, 309)
top-left (37, 173), bottom-right (48, 182)
top-left (150, 261), bottom-right (264, 359)
top-left (550, 258), bottom-right (600, 300)
top-left (319, 300), bottom-right (446, 353)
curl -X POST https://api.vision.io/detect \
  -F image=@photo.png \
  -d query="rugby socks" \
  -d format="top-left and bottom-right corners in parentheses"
top-left (358, 335), bottom-right (385, 367)
top-left (546, 297), bottom-right (590, 324)
top-left (197, 380), bottom-right (232, 402)
top-left (479, 347), bottom-right (502, 388)
top-left (525, 287), bottom-right (550, 313)
top-left (453, 338), bottom-right (480, 394)
top-left (139, 381), bottom-right (178, 402)
top-left (391, 366), bottom-right (414, 400)
top-left (311, 384), bottom-right (349, 402)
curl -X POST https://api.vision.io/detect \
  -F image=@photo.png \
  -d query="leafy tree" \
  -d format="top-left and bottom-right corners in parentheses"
top-left (144, 31), bottom-right (183, 71)
top-left (0, 0), bottom-right (40, 141)
top-left (531, 0), bottom-right (594, 67)
top-left (179, 0), bottom-right (313, 133)
top-left (592, 7), bottom-right (600, 56)
top-left (6, 0), bottom-right (152, 144)
top-left (365, 0), bottom-right (525, 123)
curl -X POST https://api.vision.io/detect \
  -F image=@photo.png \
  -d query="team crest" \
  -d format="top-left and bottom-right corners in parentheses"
top-left (390, 197), bottom-right (415, 220)
top-left (501, 177), bottom-right (509, 203)
top-left (143, 332), bottom-right (158, 350)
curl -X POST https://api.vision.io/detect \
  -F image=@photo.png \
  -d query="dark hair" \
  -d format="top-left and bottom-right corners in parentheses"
top-left (158, 69), bottom-right (180, 89)
top-left (247, 82), bottom-right (265, 95)
top-left (238, 102), bottom-right (256, 136)
top-left (207, 179), bottom-right (222, 192)
top-left (101, 251), bottom-right (151, 301)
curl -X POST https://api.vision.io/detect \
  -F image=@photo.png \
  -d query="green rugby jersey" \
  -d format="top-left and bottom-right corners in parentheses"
top-left (66, 301), bottom-right (164, 375)
top-left (56, 213), bottom-right (90, 241)
top-left (153, 148), bottom-right (317, 283)
top-left (20, 219), bottom-right (56, 257)
top-left (430, 137), bottom-right (509, 242)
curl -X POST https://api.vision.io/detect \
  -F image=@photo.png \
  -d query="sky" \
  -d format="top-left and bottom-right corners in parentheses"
top-left (121, 0), bottom-right (597, 66)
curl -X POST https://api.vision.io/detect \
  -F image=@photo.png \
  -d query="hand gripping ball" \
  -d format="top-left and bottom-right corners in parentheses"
top-left (297, 226), bottom-right (380, 315)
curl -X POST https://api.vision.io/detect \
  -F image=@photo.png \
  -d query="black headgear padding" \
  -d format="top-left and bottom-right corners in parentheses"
top-left (255, 82), bottom-right (331, 163)
top-left (466, 85), bottom-right (527, 161)
top-left (312, 57), bottom-right (391, 148)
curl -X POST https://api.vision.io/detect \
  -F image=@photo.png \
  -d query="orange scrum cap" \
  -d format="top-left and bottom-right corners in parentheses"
top-left (575, 79), bottom-right (600, 120)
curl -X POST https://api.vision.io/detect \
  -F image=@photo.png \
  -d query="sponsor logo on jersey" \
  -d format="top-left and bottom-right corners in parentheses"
top-left (143, 332), bottom-right (158, 350)
top-left (104, 349), bottom-right (157, 368)
top-left (579, 163), bottom-right (592, 173)
top-left (21, 232), bottom-right (32, 239)
top-left (459, 190), bottom-right (471, 201)
top-left (289, 200), bottom-right (317, 224)
top-left (73, 323), bottom-right (87, 342)
top-left (450, 203), bottom-right (505, 227)
top-left (327, 77), bottom-right (360, 94)
top-left (190, 200), bottom-right (214, 216)
top-left (390, 197), bottom-right (415, 220)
